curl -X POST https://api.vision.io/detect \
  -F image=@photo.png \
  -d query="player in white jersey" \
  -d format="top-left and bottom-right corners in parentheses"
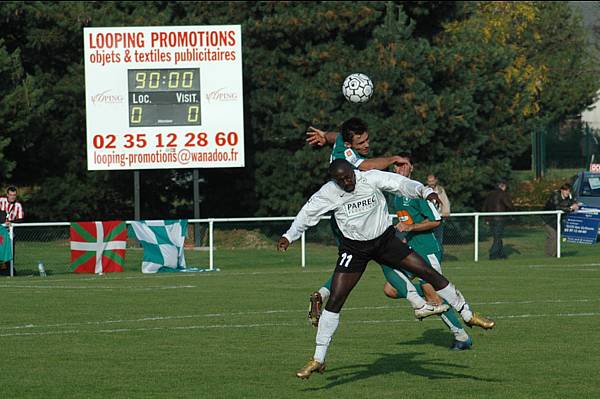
top-left (306, 118), bottom-right (447, 323)
top-left (278, 159), bottom-right (494, 379)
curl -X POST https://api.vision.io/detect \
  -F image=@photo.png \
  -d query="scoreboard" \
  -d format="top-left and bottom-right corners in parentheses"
top-left (84, 26), bottom-right (244, 170)
top-left (127, 68), bottom-right (201, 127)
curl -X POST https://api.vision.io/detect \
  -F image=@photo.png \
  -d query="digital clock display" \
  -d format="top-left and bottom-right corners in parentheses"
top-left (127, 68), bottom-right (201, 127)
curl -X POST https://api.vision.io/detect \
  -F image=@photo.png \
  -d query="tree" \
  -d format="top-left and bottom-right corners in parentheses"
top-left (0, 1), bottom-right (598, 220)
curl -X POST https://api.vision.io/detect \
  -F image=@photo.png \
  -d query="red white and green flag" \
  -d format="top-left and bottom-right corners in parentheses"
top-left (70, 221), bottom-right (127, 273)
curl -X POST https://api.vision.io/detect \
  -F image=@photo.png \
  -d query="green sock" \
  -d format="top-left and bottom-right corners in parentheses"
top-left (381, 265), bottom-right (409, 298)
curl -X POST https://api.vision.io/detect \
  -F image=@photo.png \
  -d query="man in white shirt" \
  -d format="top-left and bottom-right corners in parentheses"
top-left (277, 160), bottom-right (494, 379)
top-left (426, 174), bottom-right (450, 256)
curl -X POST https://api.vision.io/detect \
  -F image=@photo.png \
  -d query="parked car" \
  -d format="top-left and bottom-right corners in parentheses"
top-left (571, 171), bottom-right (600, 209)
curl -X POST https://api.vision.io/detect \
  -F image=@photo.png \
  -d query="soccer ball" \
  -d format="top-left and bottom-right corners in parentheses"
top-left (342, 73), bottom-right (373, 103)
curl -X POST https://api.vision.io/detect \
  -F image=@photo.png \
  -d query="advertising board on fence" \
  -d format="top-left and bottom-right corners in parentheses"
top-left (84, 25), bottom-right (244, 170)
top-left (563, 207), bottom-right (600, 244)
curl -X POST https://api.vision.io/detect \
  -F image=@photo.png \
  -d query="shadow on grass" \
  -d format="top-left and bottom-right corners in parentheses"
top-left (396, 328), bottom-right (453, 349)
top-left (302, 329), bottom-right (500, 391)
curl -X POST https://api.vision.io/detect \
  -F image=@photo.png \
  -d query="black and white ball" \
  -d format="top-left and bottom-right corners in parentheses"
top-left (342, 73), bottom-right (373, 103)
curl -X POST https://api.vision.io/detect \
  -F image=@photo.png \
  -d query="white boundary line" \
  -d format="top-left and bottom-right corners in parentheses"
top-left (0, 284), bottom-right (196, 290)
top-left (2, 261), bottom-right (600, 285)
top-left (0, 298), bottom-right (597, 333)
top-left (1, 312), bottom-right (599, 337)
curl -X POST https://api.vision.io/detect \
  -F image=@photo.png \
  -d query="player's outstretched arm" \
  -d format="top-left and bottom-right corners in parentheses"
top-left (306, 126), bottom-right (337, 147)
top-left (358, 155), bottom-right (409, 171)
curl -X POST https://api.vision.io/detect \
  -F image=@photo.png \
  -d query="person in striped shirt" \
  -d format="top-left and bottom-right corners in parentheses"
top-left (0, 186), bottom-right (24, 275)
top-left (0, 186), bottom-right (24, 224)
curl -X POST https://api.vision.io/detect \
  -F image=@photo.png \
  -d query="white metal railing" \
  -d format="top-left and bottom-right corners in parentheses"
top-left (6, 210), bottom-right (565, 275)
top-left (444, 211), bottom-right (562, 261)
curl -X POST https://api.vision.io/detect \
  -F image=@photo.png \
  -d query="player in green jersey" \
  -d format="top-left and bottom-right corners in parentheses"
top-left (385, 158), bottom-right (477, 350)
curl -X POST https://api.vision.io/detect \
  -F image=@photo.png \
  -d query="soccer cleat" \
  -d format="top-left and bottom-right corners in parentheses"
top-left (450, 337), bottom-right (473, 351)
top-left (296, 359), bottom-right (326, 379)
top-left (414, 303), bottom-right (450, 320)
top-left (465, 312), bottom-right (496, 329)
top-left (308, 291), bottom-right (323, 327)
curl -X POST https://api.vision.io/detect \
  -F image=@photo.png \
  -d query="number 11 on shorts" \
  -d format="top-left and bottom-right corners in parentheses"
top-left (339, 252), bottom-right (353, 268)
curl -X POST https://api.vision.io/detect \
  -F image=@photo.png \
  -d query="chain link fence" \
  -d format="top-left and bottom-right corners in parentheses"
top-left (4, 210), bottom-right (596, 277)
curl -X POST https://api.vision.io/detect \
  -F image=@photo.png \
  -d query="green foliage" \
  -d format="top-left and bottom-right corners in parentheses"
top-left (0, 1), bottom-right (598, 220)
top-left (528, 2), bottom-right (600, 125)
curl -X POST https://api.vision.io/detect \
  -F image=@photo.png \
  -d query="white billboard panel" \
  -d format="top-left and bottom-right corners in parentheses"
top-left (84, 25), bottom-right (244, 170)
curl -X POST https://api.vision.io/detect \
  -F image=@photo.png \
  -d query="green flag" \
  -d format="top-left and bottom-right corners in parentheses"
top-left (0, 225), bottom-right (12, 262)
top-left (128, 220), bottom-right (187, 273)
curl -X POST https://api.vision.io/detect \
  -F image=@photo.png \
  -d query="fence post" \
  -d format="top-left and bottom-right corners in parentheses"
top-left (9, 224), bottom-right (14, 277)
top-left (556, 212), bottom-right (561, 258)
top-left (474, 214), bottom-right (479, 262)
top-left (209, 219), bottom-right (214, 271)
top-left (301, 232), bottom-right (306, 268)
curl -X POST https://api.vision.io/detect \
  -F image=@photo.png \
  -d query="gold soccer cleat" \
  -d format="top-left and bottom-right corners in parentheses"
top-left (296, 359), bottom-right (326, 379)
top-left (308, 291), bottom-right (323, 327)
top-left (465, 312), bottom-right (496, 329)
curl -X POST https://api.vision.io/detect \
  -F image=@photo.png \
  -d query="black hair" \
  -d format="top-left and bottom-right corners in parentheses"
top-left (6, 186), bottom-right (16, 193)
top-left (328, 159), bottom-right (353, 178)
top-left (340, 117), bottom-right (368, 144)
top-left (397, 151), bottom-right (413, 165)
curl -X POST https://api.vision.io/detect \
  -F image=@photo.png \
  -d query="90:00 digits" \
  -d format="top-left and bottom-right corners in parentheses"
top-left (135, 70), bottom-right (195, 89)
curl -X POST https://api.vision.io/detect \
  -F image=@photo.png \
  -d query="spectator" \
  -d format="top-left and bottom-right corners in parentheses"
top-left (0, 186), bottom-right (24, 224)
top-left (543, 183), bottom-right (579, 257)
top-left (426, 174), bottom-right (450, 255)
top-left (0, 186), bottom-right (24, 275)
top-left (482, 181), bottom-right (513, 260)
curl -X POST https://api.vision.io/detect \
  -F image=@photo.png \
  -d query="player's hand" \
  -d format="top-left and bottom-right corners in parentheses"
top-left (306, 126), bottom-right (327, 147)
top-left (391, 155), bottom-right (410, 166)
top-left (426, 193), bottom-right (442, 209)
top-left (394, 222), bottom-right (412, 232)
top-left (277, 236), bottom-right (290, 252)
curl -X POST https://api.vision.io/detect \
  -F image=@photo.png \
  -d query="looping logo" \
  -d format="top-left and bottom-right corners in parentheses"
top-left (91, 90), bottom-right (124, 105)
top-left (205, 87), bottom-right (238, 103)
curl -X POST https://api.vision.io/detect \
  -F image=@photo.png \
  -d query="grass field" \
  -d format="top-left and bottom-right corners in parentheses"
top-left (2, 242), bottom-right (600, 398)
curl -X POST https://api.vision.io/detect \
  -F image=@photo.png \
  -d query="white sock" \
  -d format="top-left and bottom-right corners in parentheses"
top-left (436, 283), bottom-right (473, 322)
top-left (440, 314), bottom-right (470, 341)
top-left (318, 287), bottom-right (330, 303)
top-left (313, 310), bottom-right (339, 363)
top-left (407, 291), bottom-right (427, 310)
top-left (455, 330), bottom-right (470, 342)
